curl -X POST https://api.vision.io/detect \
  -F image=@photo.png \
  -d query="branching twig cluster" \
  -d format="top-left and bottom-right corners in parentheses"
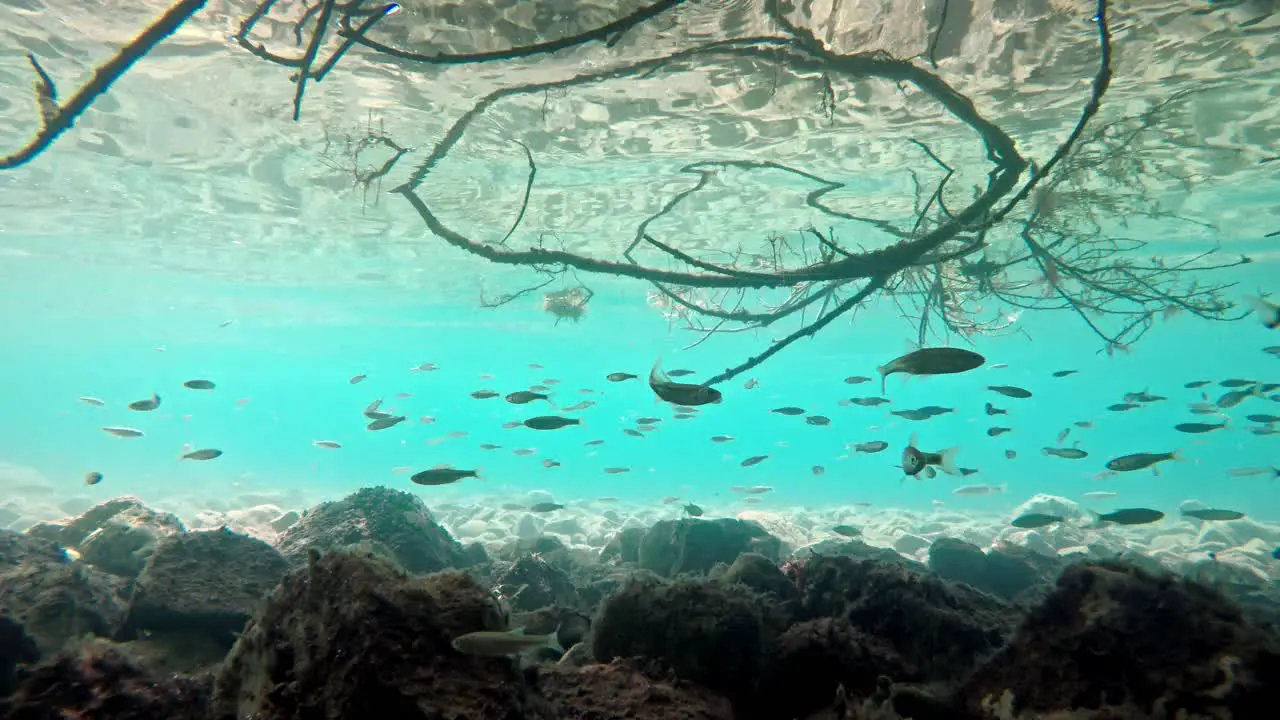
top-left (318, 111), bottom-right (413, 211)
top-left (1, 0), bottom-right (1260, 385)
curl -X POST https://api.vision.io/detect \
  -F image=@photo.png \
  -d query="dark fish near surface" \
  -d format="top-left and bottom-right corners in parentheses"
top-left (480, 444), bottom-right (502, 450)
top-left (1052, 370), bottom-right (1078, 378)
top-left (805, 415), bottom-right (831, 426)
top-left (673, 412), bottom-right (696, 419)
top-left (183, 379), bottom-right (215, 390)
top-left (741, 455), bottom-right (769, 467)
top-left (84, 471), bottom-right (104, 486)
top-left (1092, 508), bottom-right (1164, 526)
top-left (542, 459), bottom-right (561, 468)
top-left (711, 435), bottom-right (735, 443)
top-left (984, 402), bottom-right (1007, 416)
top-left (1182, 508), bottom-right (1246, 521)
top-left (182, 448), bottom-right (222, 461)
top-left (1174, 420), bottom-right (1229, 434)
top-left (850, 397), bottom-right (890, 407)
top-left (878, 347), bottom-right (985, 394)
top-left (471, 390), bottom-right (499, 400)
top-left (1185, 380), bottom-right (1211, 388)
top-left (891, 406), bottom-right (954, 421)
top-left (128, 393), bottom-right (161, 411)
top-left (1011, 513), bottom-right (1064, 529)
top-left (523, 416), bottom-right (581, 430)
top-left (900, 433), bottom-right (960, 477)
top-left (1108, 403), bottom-right (1139, 412)
top-left (622, 428), bottom-right (644, 437)
top-left (1247, 414), bottom-right (1280, 423)
top-left (604, 467), bottom-right (630, 474)
top-left (1244, 295), bottom-right (1279, 329)
top-left (411, 466), bottom-right (481, 485)
top-left (666, 369), bottom-right (696, 377)
top-left (959, 467), bottom-right (980, 476)
top-left (506, 391), bottom-right (551, 404)
top-left (811, 465), bottom-right (825, 476)
top-left (1124, 391), bottom-right (1165, 403)
top-left (772, 406), bottom-right (806, 416)
top-left (844, 375), bottom-right (871, 385)
top-left (367, 415), bottom-right (406, 431)
top-left (636, 417), bottom-right (662, 425)
top-left (649, 358), bottom-right (722, 406)
top-left (1043, 447), bottom-right (1088, 459)
top-left (1004, 449), bottom-right (1017, 459)
top-left (349, 374), bottom-right (367, 384)
top-left (607, 372), bottom-right (637, 382)
top-left (988, 385), bottom-right (1032, 399)
top-left (1217, 386), bottom-right (1260, 409)
top-left (853, 440), bottom-right (888, 453)
top-left (1220, 379), bottom-right (1256, 388)
top-left (1105, 450), bottom-right (1182, 474)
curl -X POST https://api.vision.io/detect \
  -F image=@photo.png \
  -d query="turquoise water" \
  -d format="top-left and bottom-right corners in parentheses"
top-left (2, 246), bottom-right (1276, 521)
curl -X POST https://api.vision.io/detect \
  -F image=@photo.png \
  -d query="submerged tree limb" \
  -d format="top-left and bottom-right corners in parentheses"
top-left (0, 0), bottom-right (207, 170)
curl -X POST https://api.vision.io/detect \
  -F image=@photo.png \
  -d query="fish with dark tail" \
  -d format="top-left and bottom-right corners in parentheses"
top-left (649, 357), bottom-right (722, 406)
top-left (877, 347), bottom-right (985, 394)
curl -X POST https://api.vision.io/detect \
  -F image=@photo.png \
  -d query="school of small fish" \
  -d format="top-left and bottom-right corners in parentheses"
top-left (66, 324), bottom-right (1279, 546)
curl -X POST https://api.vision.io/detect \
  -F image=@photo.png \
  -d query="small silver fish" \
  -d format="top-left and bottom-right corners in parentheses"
top-left (451, 627), bottom-right (562, 657)
top-left (78, 396), bottom-right (106, 406)
top-left (953, 483), bottom-right (1006, 496)
top-left (102, 426), bottom-right (144, 438)
top-left (313, 440), bottom-right (342, 449)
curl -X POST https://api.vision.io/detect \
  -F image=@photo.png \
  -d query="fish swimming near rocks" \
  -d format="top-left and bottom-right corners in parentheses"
top-left (1011, 513), bottom-right (1064, 529)
top-left (1088, 507), bottom-right (1164, 526)
top-left (1181, 508), bottom-right (1246, 522)
top-left (878, 347), bottom-right (985, 394)
top-left (649, 357), bottom-right (722, 406)
top-left (410, 466), bottom-right (481, 486)
top-left (451, 626), bottom-right (562, 657)
top-left (900, 433), bottom-right (960, 478)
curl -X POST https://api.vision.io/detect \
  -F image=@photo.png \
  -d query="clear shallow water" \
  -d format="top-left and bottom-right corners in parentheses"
top-left (0, 0), bottom-right (1278, 535)
top-left (1, 249), bottom-right (1277, 525)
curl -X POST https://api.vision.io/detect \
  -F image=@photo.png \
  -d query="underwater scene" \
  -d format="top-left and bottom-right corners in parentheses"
top-left (1, 0), bottom-right (1280, 718)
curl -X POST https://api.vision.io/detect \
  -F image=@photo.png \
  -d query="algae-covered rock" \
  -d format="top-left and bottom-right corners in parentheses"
top-left (637, 518), bottom-right (782, 577)
top-left (273, 486), bottom-right (468, 574)
top-left (211, 551), bottom-right (541, 720)
top-left (124, 527), bottom-right (291, 643)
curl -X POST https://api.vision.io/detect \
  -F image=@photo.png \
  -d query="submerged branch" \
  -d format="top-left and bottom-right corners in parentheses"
top-left (0, 0), bottom-right (207, 170)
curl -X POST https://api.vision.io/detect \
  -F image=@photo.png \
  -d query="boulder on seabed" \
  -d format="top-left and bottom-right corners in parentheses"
top-left (273, 486), bottom-right (469, 574)
top-left (123, 527), bottom-right (292, 645)
top-left (0, 530), bottom-right (130, 653)
top-left (637, 518), bottom-right (783, 577)
top-left (24, 497), bottom-right (185, 579)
